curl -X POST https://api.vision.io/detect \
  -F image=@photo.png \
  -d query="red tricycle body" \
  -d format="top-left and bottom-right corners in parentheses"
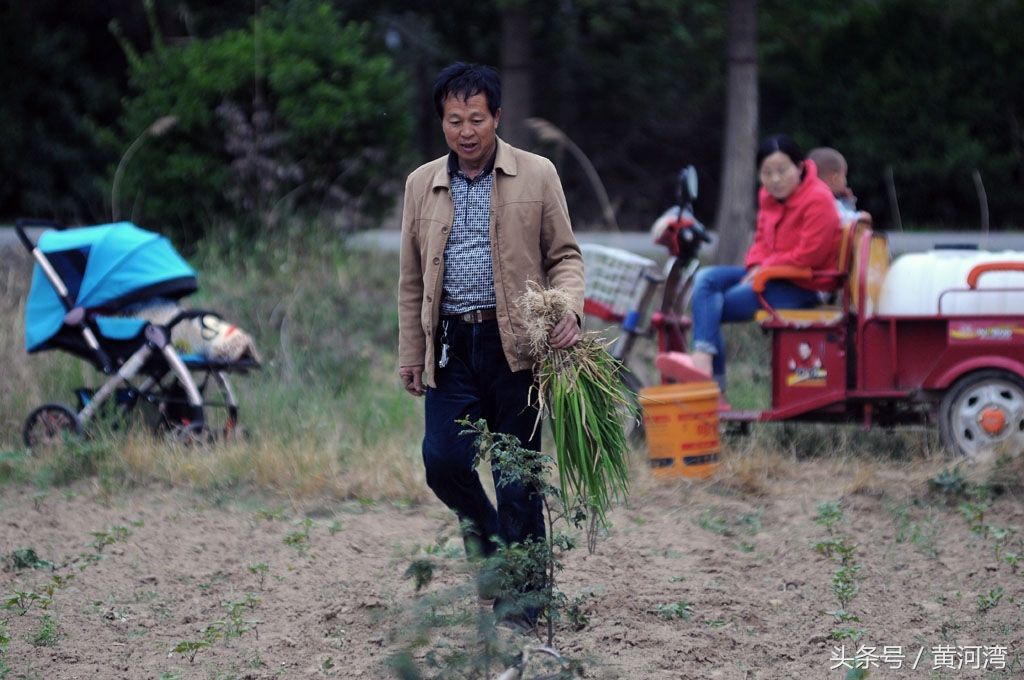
top-left (583, 221), bottom-right (1024, 457)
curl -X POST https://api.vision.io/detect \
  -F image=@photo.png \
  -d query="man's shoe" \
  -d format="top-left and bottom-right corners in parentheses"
top-left (493, 597), bottom-right (538, 634)
top-left (496, 611), bottom-right (536, 635)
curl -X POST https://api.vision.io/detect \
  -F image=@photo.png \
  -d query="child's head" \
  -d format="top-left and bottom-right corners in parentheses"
top-left (807, 147), bottom-right (849, 197)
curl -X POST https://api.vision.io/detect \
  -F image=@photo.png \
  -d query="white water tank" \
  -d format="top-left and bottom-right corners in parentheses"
top-left (877, 248), bottom-right (1024, 316)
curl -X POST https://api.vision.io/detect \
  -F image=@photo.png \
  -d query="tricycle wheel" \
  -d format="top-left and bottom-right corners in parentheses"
top-left (23, 404), bottom-right (83, 450)
top-left (939, 370), bottom-right (1024, 459)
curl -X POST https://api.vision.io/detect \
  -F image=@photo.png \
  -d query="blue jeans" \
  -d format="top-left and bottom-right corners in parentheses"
top-left (423, 318), bottom-right (544, 558)
top-left (691, 265), bottom-right (821, 383)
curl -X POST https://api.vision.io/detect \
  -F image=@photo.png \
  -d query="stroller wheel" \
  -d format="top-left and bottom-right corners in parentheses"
top-left (23, 404), bottom-right (83, 450)
top-left (152, 370), bottom-right (241, 445)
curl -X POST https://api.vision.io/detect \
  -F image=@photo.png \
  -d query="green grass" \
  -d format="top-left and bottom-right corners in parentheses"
top-left (1, 222), bottom-right (946, 501)
top-left (0, 228), bottom-right (425, 500)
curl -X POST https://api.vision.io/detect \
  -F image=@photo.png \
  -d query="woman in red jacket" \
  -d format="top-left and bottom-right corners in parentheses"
top-left (690, 134), bottom-right (840, 391)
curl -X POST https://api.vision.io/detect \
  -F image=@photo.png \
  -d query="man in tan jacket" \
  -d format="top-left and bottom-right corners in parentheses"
top-left (397, 62), bottom-right (584, 627)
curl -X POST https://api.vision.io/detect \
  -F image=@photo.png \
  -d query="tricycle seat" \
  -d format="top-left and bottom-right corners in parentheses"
top-left (754, 307), bottom-right (843, 327)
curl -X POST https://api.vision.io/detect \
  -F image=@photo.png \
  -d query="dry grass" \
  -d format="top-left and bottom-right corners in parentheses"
top-left (108, 430), bottom-right (430, 502)
top-left (712, 439), bottom-right (791, 497)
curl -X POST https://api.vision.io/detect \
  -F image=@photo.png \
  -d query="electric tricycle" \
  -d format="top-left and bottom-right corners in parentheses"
top-left (582, 169), bottom-right (1024, 459)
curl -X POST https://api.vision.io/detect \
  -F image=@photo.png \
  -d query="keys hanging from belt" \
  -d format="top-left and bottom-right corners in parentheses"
top-left (438, 320), bottom-right (451, 368)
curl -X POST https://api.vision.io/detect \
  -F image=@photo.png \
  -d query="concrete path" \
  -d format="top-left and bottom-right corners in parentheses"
top-left (344, 228), bottom-right (1022, 259)
top-left (3, 226), bottom-right (1020, 260)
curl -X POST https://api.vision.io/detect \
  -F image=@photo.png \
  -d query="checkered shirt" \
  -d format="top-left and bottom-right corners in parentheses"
top-left (441, 160), bottom-right (496, 315)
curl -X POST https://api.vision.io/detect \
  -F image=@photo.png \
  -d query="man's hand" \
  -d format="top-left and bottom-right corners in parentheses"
top-left (548, 313), bottom-right (581, 349)
top-left (399, 364), bottom-right (425, 396)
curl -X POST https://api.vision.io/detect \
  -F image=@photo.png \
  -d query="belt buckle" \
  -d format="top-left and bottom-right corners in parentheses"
top-left (470, 309), bottom-right (483, 323)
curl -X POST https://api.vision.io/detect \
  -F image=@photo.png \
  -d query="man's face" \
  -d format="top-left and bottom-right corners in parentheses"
top-left (441, 92), bottom-right (500, 173)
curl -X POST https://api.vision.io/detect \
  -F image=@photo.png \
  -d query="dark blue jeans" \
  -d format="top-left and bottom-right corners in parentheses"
top-left (423, 318), bottom-right (544, 558)
top-left (691, 265), bottom-right (821, 383)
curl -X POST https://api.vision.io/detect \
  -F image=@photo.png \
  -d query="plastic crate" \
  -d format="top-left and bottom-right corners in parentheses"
top-left (581, 243), bottom-right (657, 322)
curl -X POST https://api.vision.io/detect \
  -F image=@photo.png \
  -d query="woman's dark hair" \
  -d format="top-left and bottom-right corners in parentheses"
top-left (432, 62), bottom-right (502, 118)
top-left (756, 134), bottom-right (804, 168)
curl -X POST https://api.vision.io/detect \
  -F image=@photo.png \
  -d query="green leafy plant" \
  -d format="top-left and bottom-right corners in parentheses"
top-left (461, 418), bottom-right (594, 647)
top-left (929, 466), bottom-right (968, 496)
top-left (828, 627), bottom-right (866, 643)
top-left (815, 501), bottom-right (845, 534)
top-left (697, 508), bottom-right (732, 536)
top-left (959, 501), bottom-right (988, 536)
top-left (283, 519), bottom-right (313, 556)
top-left (6, 548), bottom-right (53, 571)
top-left (814, 499), bottom-right (868, 645)
top-left (248, 563), bottom-right (269, 590)
top-left (654, 601), bottom-right (693, 621)
top-left (89, 525), bottom-right (132, 553)
top-left (831, 565), bottom-right (861, 609)
top-left (31, 614), bottom-right (59, 647)
top-left (172, 639), bottom-right (211, 664)
top-left (3, 590), bottom-right (48, 615)
top-left (404, 559), bottom-right (434, 593)
top-left (389, 420), bottom-right (587, 678)
top-left (106, 0), bottom-right (412, 240)
top-left (977, 587), bottom-right (1004, 612)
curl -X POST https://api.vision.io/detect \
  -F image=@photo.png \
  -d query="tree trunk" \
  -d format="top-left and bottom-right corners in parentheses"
top-left (713, 0), bottom-right (758, 265)
top-left (500, 5), bottom-right (532, 148)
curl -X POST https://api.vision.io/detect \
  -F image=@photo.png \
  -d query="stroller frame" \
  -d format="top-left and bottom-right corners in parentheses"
top-left (17, 219), bottom-right (250, 447)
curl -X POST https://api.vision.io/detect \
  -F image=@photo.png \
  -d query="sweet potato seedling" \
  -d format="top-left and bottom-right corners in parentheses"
top-left (31, 614), bottom-right (59, 647)
top-left (89, 525), bottom-right (132, 553)
top-left (248, 562), bottom-right (269, 590)
top-left (3, 591), bottom-right (48, 616)
top-left (978, 587), bottom-right (1004, 612)
top-left (172, 639), bottom-right (211, 663)
top-left (6, 548), bottom-right (52, 571)
top-left (654, 601), bottom-right (693, 621)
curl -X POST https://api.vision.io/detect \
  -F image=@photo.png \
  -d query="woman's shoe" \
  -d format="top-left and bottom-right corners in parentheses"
top-left (654, 352), bottom-right (712, 383)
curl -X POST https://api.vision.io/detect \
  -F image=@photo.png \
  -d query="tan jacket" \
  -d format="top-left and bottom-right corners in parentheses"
top-left (398, 137), bottom-right (585, 387)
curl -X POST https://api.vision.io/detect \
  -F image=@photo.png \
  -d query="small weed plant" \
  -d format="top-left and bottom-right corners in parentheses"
top-left (389, 418), bottom-right (589, 678)
top-left (248, 562), bottom-right (269, 590)
top-left (31, 614), bottom-right (59, 647)
top-left (977, 587), bottom-right (1004, 612)
top-left (654, 601), bottom-right (693, 621)
top-left (814, 501), bottom-right (867, 643)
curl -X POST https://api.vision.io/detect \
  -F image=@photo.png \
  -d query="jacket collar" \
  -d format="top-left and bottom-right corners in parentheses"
top-left (431, 137), bottom-right (516, 190)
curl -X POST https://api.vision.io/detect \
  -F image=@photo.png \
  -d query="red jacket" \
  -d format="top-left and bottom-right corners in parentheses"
top-left (744, 159), bottom-right (841, 291)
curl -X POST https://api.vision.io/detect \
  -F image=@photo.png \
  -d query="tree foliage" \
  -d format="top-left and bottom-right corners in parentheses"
top-left (2, 0), bottom-right (1023, 233)
top-left (104, 0), bottom-right (413, 241)
top-left (761, 0), bottom-right (1024, 228)
top-left (0, 3), bottom-right (130, 222)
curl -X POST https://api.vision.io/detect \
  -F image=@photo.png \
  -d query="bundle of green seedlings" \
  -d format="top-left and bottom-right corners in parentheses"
top-left (517, 282), bottom-right (634, 537)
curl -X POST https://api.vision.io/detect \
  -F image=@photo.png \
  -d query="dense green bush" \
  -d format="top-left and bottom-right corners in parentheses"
top-left (104, 0), bottom-right (413, 242)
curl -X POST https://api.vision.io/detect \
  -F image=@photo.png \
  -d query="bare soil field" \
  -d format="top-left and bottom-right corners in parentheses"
top-left (1, 453), bottom-right (1022, 680)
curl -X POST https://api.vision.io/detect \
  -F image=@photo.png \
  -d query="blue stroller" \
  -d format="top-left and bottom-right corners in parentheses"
top-left (17, 219), bottom-right (258, 447)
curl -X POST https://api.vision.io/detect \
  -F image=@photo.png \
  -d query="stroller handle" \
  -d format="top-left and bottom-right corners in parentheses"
top-left (15, 218), bottom-right (63, 251)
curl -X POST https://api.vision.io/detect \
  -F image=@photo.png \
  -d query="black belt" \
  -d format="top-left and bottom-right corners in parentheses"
top-left (443, 308), bottom-right (497, 324)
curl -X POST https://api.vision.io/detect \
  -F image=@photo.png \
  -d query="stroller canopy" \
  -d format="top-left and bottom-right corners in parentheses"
top-left (25, 222), bottom-right (197, 352)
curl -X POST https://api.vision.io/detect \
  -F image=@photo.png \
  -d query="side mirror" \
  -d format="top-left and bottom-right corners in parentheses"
top-left (676, 165), bottom-right (698, 204)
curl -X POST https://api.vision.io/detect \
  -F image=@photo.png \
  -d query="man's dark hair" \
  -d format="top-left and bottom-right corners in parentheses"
top-left (756, 133), bottom-right (805, 169)
top-left (432, 62), bottom-right (501, 118)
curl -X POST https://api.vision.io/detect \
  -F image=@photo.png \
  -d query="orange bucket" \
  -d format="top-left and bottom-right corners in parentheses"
top-left (639, 381), bottom-right (721, 479)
